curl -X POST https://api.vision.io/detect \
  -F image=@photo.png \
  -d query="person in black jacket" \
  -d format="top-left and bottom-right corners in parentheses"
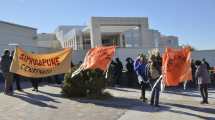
top-left (1, 49), bottom-right (13, 95)
top-left (191, 59), bottom-right (197, 88)
top-left (114, 58), bottom-right (123, 86)
top-left (202, 58), bottom-right (210, 70)
top-left (126, 57), bottom-right (135, 87)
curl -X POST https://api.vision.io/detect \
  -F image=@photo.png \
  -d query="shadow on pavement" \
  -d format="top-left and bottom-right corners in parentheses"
top-left (164, 90), bottom-right (215, 99)
top-left (47, 84), bottom-right (63, 88)
top-left (39, 90), bottom-right (63, 98)
top-left (72, 97), bottom-right (171, 113)
top-left (163, 102), bottom-right (215, 120)
top-left (110, 87), bottom-right (139, 93)
top-left (163, 102), bottom-right (215, 114)
top-left (168, 109), bottom-right (215, 120)
top-left (0, 81), bottom-right (39, 93)
top-left (12, 91), bottom-right (59, 109)
top-left (0, 82), bottom-right (4, 93)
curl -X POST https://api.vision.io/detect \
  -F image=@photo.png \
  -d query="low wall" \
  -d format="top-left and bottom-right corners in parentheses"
top-left (0, 45), bottom-right (57, 55)
top-left (71, 48), bottom-right (215, 67)
top-left (192, 50), bottom-right (215, 66)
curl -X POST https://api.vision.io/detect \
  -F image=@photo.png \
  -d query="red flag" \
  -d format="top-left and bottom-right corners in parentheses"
top-left (81, 46), bottom-right (115, 71)
top-left (163, 47), bottom-right (192, 86)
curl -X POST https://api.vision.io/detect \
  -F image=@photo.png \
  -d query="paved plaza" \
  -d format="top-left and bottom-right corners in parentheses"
top-left (0, 83), bottom-right (215, 120)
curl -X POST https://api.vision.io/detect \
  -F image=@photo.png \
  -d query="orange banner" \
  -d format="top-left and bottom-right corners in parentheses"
top-left (81, 46), bottom-right (115, 71)
top-left (162, 47), bottom-right (192, 86)
top-left (10, 47), bottom-right (72, 78)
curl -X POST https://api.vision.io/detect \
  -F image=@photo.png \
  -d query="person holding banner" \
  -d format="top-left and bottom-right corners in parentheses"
top-left (10, 51), bottom-right (23, 91)
top-left (29, 51), bottom-right (39, 92)
top-left (31, 78), bottom-right (39, 92)
top-left (195, 60), bottom-right (211, 104)
top-left (134, 54), bottom-right (149, 102)
top-left (1, 49), bottom-right (13, 95)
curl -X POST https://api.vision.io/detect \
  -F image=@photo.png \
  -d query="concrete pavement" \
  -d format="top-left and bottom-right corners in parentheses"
top-left (0, 84), bottom-right (215, 120)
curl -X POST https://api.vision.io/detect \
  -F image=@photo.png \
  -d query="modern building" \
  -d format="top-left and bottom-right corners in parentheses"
top-left (52, 17), bottom-right (179, 50)
top-left (159, 35), bottom-right (179, 48)
top-left (1, 17), bottom-right (214, 66)
top-left (36, 33), bottom-right (61, 49)
top-left (0, 20), bottom-right (37, 53)
top-left (0, 20), bottom-right (58, 54)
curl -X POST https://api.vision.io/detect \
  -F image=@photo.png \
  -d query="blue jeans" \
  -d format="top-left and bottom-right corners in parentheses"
top-left (150, 88), bottom-right (160, 106)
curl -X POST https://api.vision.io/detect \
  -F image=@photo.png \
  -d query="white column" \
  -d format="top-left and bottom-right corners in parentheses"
top-left (74, 31), bottom-right (77, 50)
top-left (90, 22), bottom-right (102, 48)
top-left (60, 30), bottom-right (64, 48)
top-left (79, 32), bottom-right (84, 49)
top-left (119, 33), bottom-right (124, 48)
top-left (72, 31), bottom-right (75, 49)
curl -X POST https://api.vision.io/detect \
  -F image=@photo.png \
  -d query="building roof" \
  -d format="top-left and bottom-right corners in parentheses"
top-left (83, 26), bottom-right (138, 33)
top-left (0, 20), bottom-right (37, 30)
top-left (160, 35), bottom-right (178, 40)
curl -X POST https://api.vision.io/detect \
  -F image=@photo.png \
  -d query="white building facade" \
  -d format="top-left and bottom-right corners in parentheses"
top-left (1, 17), bottom-right (214, 66)
top-left (36, 33), bottom-right (61, 49)
top-left (53, 17), bottom-right (179, 50)
top-left (0, 20), bottom-right (57, 54)
top-left (0, 21), bottom-right (37, 53)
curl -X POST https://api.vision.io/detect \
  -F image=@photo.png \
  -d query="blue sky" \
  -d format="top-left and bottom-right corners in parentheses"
top-left (0, 0), bottom-right (215, 50)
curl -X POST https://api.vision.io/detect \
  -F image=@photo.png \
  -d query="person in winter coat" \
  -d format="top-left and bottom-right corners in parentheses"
top-left (126, 57), bottom-right (135, 87)
top-left (0, 49), bottom-right (13, 95)
top-left (147, 54), bottom-right (162, 107)
top-left (134, 54), bottom-right (148, 102)
top-left (106, 61), bottom-right (116, 87)
top-left (195, 60), bottom-right (211, 104)
top-left (202, 58), bottom-right (210, 70)
top-left (114, 58), bottom-right (123, 86)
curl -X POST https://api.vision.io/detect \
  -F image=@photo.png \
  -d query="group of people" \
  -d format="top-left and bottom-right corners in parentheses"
top-left (134, 53), bottom-right (162, 107)
top-left (107, 58), bottom-right (123, 87)
top-left (1, 48), bottom-right (212, 105)
top-left (107, 57), bottom-right (136, 87)
top-left (107, 53), bottom-right (162, 107)
top-left (107, 52), bottom-right (212, 106)
top-left (133, 54), bottom-right (211, 106)
top-left (0, 49), bottom-right (39, 95)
